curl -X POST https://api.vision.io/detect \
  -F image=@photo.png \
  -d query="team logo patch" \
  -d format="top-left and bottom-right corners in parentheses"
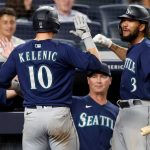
top-left (85, 105), bottom-right (92, 108)
top-left (35, 44), bottom-right (41, 48)
top-left (26, 112), bottom-right (32, 115)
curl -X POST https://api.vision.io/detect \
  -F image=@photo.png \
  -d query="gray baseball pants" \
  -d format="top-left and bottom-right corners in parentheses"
top-left (112, 100), bottom-right (150, 150)
top-left (23, 106), bottom-right (79, 150)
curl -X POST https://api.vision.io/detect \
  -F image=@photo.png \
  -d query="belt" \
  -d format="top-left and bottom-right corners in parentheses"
top-left (117, 99), bottom-right (142, 108)
top-left (26, 105), bottom-right (63, 109)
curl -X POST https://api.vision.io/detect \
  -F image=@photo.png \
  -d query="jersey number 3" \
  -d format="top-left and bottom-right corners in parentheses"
top-left (28, 65), bottom-right (52, 89)
top-left (131, 77), bottom-right (136, 92)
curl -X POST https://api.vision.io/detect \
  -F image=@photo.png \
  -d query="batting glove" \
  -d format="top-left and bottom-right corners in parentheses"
top-left (93, 34), bottom-right (112, 48)
top-left (70, 15), bottom-right (91, 40)
top-left (11, 79), bottom-right (22, 97)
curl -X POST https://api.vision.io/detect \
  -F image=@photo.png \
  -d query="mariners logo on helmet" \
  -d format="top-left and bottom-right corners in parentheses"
top-left (126, 7), bottom-right (132, 16)
top-left (33, 6), bottom-right (60, 33)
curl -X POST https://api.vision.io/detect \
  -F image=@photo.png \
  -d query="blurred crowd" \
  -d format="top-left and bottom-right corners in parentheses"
top-left (0, 0), bottom-right (149, 42)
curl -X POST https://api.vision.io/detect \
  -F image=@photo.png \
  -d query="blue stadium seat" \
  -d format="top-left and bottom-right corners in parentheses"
top-left (99, 4), bottom-right (127, 35)
top-left (14, 20), bottom-right (35, 40)
top-left (0, 2), bottom-right (5, 7)
top-left (72, 4), bottom-right (90, 15)
top-left (53, 38), bottom-right (78, 47)
top-left (0, 0), bottom-right (5, 3)
top-left (33, 0), bottom-right (54, 9)
top-left (54, 21), bottom-right (102, 43)
top-left (38, 3), bottom-right (90, 16)
top-left (108, 21), bottom-right (120, 39)
top-left (75, 0), bottom-right (121, 21)
top-left (75, 0), bottom-right (120, 7)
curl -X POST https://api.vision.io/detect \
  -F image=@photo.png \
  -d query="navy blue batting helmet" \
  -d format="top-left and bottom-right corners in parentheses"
top-left (32, 6), bottom-right (60, 33)
top-left (118, 4), bottom-right (150, 23)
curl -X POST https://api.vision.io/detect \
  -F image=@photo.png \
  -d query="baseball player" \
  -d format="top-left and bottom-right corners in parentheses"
top-left (93, 4), bottom-right (150, 150)
top-left (0, 6), bottom-right (103, 150)
top-left (71, 63), bottom-right (119, 150)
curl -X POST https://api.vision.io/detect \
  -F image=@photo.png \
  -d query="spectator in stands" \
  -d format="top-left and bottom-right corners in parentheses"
top-left (0, 7), bottom-right (24, 107)
top-left (128, 0), bottom-right (142, 4)
top-left (53, 0), bottom-right (91, 22)
top-left (128, 0), bottom-right (150, 8)
top-left (6, 0), bottom-right (35, 20)
top-left (143, 0), bottom-right (150, 8)
top-left (0, 7), bottom-right (25, 59)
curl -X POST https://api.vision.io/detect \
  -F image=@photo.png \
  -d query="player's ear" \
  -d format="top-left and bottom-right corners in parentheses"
top-left (109, 77), bottom-right (112, 85)
top-left (139, 23), bottom-right (146, 32)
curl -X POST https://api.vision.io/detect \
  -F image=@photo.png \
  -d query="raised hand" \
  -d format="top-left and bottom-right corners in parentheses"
top-left (0, 37), bottom-right (14, 59)
top-left (70, 15), bottom-right (91, 39)
top-left (93, 34), bottom-right (112, 48)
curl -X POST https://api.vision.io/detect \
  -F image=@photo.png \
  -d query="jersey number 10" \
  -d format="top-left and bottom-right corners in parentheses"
top-left (28, 65), bottom-right (52, 89)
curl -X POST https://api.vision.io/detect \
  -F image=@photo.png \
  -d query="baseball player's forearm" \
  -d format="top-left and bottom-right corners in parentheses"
top-left (93, 34), bottom-right (127, 61)
top-left (110, 43), bottom-right (127, 61)
top-left (6, 90), bottom-right (18, 99)
top-left (84, 37), bottom-right (100, 60)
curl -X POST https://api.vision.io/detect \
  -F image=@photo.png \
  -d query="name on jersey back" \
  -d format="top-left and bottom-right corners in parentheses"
top-left (18, 50), bottom-right (58, 63)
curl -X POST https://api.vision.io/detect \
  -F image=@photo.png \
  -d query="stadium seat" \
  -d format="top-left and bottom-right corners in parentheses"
top-left (38, 3), bottom-right (90, 15)
top-left (99, 4), bottom-right (127, 35)
top-left (108, 21), bottom-right (120, 39)
top-left (75, 0), bottom-right (119, 7)
top-left (75, 0), bottom-right (120, 21)
top-left (53, 38), bottom-right (78, 47)
top-left (121, 0), bottom-right (129, 4)
top-left (14, 20), bottom-right (35, 40)
top-left (33, 0), bottom-right (54, 9)
top-left (0, 2), bottom-right (5, 7)
top-left (54, 21), bottom-right (102, 43)
top-left (72, 3), bottom-right (90, 15)
top-left (0, 0), bottom-right (5, 3)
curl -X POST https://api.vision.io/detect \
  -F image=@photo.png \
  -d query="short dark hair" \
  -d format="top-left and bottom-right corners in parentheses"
top-left (0, 7), bottom-right (16, 18)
